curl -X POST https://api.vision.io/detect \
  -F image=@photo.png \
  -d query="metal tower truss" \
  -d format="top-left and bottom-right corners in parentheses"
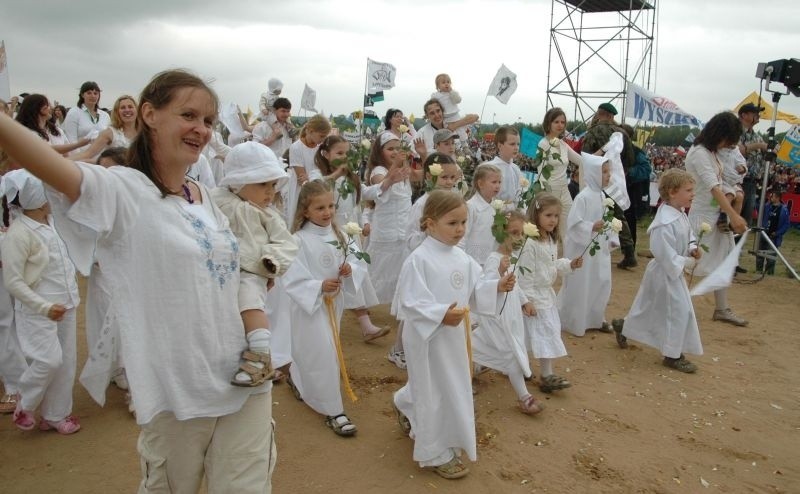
top-left (546, 0), bottom-right (657, 124)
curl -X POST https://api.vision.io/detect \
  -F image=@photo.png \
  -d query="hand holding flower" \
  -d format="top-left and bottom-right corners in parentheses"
top-left (339, 262), bottom-right (352, 277)
top-left (443, 303), bottom-right (466, 326)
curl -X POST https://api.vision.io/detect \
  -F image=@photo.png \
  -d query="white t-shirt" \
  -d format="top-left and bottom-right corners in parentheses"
top-left (63, 106), bottom-right (111, 145)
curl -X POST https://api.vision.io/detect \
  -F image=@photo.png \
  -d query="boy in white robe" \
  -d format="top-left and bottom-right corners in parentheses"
top-left (614, 169), bottom-right (704, 373)
top-left (557, 153), bottom-right (612, 336)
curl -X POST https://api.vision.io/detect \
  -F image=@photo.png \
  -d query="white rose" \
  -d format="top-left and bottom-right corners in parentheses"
top-left (343, 222), bottom-right (363, 237)
top-left (610, 218), bottom-right (623, 233)
top-left (520, 177), bottom-right (530, 189)
top-left (361, 139), bottom-right (371, 150)
top-left (491, 199), bottom-right (505, 211)
top-left (408, 113), bottom-right (416, 124)
top-left (429, 163), bottom-right (443, 177)
top-left (398, 124), bottom-right (409, 134)
top-left (700, 222), bottom-right (712, 234)
top-left (603, 197), bottom-right (615, 208)
top-left (523, 222), bottom-right (539, 238)
top-left (456, 155), bottom-right (466, 164)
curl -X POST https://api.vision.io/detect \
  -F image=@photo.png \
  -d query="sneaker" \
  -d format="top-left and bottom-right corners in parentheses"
top-left (13, 405), bottom-right (36, 431)
top-left (712, 308), bottom-right (748, 327)
top-left (387, 349), bottom-right (407, 370)
top-left (39, 415), bottom-right (81, 435)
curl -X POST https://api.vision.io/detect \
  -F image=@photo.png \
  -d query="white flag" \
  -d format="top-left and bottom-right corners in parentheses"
top-left (367, 58), bottom-right (396, 91)
top-left (487, 64), bottom-right (517, 104)
top-left (300, 84), bottom-right (317, 112)
top-left (690, 230), bottom-right (749, 296)
top-left (0, 41), bottom-right (10, 101)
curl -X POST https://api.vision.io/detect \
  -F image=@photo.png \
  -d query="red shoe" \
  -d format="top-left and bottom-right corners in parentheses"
top-left (39, 415), bottom-right (81, 435)
top-left (13, 405), bottom-right (36, 431)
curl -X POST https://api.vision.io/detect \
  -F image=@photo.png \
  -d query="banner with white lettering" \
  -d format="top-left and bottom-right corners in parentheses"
top-left (625, 83), bottom-right (701, 127)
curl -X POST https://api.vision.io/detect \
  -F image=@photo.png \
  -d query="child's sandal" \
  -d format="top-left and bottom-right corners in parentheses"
top-left (518, 395), bottom-right (544, 415)
top-left (231, 350), bottom-right (274, 387)
top-left (539, 374), bottom-right (572, 393)
top-left (393, 402), bottom-right (411, 434)
top-left (426, 457), bottom-right (470, 479)
top-left (326, 414), bottom-right (357, 437)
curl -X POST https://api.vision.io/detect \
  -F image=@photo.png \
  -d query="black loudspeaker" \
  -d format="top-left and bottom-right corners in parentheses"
top-left (756, 59), bottom-right (800, 95)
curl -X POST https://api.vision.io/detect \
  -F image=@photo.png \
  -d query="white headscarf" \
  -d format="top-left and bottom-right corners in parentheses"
top-left (580, 152), bottom-right (607, 192)
top-left (1, 169), bottom-right (47, 210)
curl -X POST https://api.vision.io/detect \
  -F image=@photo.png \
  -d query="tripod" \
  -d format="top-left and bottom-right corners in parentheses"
top-left (746, 90), bottom-right (799, 282)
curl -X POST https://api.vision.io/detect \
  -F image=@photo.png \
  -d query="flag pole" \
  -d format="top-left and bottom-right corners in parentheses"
top-left (478, 94), bottom-right (490, 128)
top-left (361, 58), bottom-right (370, 140)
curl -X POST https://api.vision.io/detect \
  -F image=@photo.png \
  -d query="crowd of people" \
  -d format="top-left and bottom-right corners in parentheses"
top-left (0, 71), bottom-right (788, 490)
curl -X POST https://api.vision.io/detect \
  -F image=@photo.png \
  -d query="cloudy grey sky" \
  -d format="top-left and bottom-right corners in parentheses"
top-left (3, 0), bottom-right (798, 130)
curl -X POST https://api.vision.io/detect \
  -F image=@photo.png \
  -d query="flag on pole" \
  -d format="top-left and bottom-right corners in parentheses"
top-left (367, 58), bottom-right (396, 91)
top-left (684, 132), bottom-right (695, 144)
top-left (487, 64), bottom-right (517, 104)
top-left (300, 84), bottom-right (317, 112)
top-left (364, 91), bottom-right (384, 107)
top-left (0, 40), bottom-right (10, 101)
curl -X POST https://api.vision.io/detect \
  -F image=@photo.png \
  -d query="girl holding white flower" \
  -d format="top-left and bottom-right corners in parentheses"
top-left (315, 135), bottom-right (388, 342)
top-left (557, 153), bottom-right (613, 336)
top-left (283, 180), bottom-right (368, 436)
top-left (460, 163), bottom-right (503, 265)
top-left (210, 142), bottom-right (299, 387)
top-left (472, 210), bottom-right (545, 415)
top-left (539, 108), bottom-right (583, 225)
top-left (614, 169), bottom-right (704, 373)
top-left (518, 193), bottom-right (583, 393)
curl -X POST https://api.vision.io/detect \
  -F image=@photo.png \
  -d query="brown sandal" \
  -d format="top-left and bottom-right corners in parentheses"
top-left (425, 456), bottom-right (470, 479)
top-left (231, 350), bottom-right (274, 387)
top-left (518, 394), bottom-right (544, 415)
top-left (0, 393), bottom-right (18, 414)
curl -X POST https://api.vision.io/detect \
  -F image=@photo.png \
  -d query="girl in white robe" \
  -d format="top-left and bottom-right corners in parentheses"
top-left (283, 180), bottom-right (367, 436)
top-left (617, 169), bottom-right (704, 373)
top-left (315, 135), bottom-right (387, 341)
top-left (393, 190), bottom-right (512, 479)
top-left (471, 210), bottom-right (544, 415)
top-left (2, 171), bottom-right (80, 434)
top-left (458, 163), bottom-right (502, 266)
top-left (557, 153), bottom-right (612, 336)
top-left (519, 193), bottom-right (583, 393)
top-left (285, 116), bottom-right (331, 227)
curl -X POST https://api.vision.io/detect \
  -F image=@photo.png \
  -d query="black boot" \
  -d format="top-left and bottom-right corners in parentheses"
top-left (617, 245), bottom-right (638, 269)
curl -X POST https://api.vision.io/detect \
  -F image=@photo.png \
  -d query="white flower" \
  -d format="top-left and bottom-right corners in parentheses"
top-left (343, 222), bottom-right (363, 237)
top-left (523, 222), bottom-right (540, 238)
top-left (408, 113), bottom-right (416, 124)
top-left (603, 197), bottom-right (615, 208)
top-left (429, 163), bottom-right (443, 177)
top-left (491, 199), bottom-right (505, 211)
top-left (610, 218), bottom-right (623, 233)
top-left (397, 124), bottom-right (409, 134)
top-left (361, 139), bottom-right (371, 150)
top-left (520, 177), bottom-right (530, 189)
top-left (456, 155), bottom-right (466, 164)
top-left (700, 222), bottom-right (712, 234)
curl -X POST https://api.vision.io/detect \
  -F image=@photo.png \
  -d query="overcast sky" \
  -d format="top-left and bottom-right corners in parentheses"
top-left (3, 0), bottom-right (798, 131)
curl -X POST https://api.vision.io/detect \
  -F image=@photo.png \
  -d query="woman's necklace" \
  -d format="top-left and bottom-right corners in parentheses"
top-left (181, 183), bottom-right (194, 204)
top-left (84, 106), bottom-right (99, 124)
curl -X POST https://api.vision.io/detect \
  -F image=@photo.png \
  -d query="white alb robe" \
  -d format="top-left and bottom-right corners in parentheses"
top-left (393, 236), bottom-right (498, 464)
top-left (283, 222), bottom-right (366, 416)
top-left (622, 204), bottom-right (703, 358)
top-left (458, 193), bottom-right (497, 265)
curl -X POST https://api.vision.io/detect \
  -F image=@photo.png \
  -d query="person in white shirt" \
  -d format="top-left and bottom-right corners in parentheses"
top-left (431, 73), bottom-right (472, 145)
top-left (253, 97), bottom-right (295, 159)
top-left (258, 78), bottom-right (283, 121)
top-left (69, 95), bottom-right (139, 162)
top-left (416, 99), bottom-right (478, 158)
top-left (14, 94), bottom-right (90, 155)
top-left (486, 126), bottom-right (523, 205)
top-left (62, 81), bottom-right (110, 147)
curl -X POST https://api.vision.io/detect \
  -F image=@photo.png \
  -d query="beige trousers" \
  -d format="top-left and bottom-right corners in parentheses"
top-left (137, 391), bottom-right (276, 494)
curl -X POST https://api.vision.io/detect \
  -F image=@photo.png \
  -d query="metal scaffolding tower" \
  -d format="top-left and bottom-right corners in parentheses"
top-left (546, 0), bottom-right (657, 124)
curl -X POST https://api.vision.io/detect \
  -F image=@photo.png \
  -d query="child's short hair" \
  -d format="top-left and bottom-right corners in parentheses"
top-left (658, 168), bottom-right (695, 200)
top-left (98, 146), bottom-right (128, 167)
top-left (467, 163), bottom-right (502, 199)
top-left (506, 209), bottom-right (526, 225)
top-left (495, 125), bottom-right (519, 145)
top-left (435, 73), bottom-right (450, 88)
top-left (420, 190), bottom-right (466, 232)
top-left (526, 192), bottom-right (562, 240)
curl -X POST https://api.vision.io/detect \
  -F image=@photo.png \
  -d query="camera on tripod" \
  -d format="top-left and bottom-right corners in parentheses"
top-left (755, 59), bottom-right (800, 96)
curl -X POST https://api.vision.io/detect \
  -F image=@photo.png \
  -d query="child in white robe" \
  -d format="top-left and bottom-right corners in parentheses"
top-left (518, 193), bottom-right (583, 393)
top-left (393, 190), bottom-right (513, 479)
top-left (431, 73), bottom-right (469, 144)
top-left (258, 77), bottom-right (283, 121)
top-left (211, 142), bottom-right (299, 387)
top-left (285, 115), bottom-right (331, 226)
top-left (315, 135), bottom-right (388, 341)
top-left (459, 163), bottom-right (502, 265)
top-left (486, 126), bottom-right (523, 205)
top-left (614, 169), bottom-right (703, 373)
top-left (1, 170), bottom-right (80, 434)
top-left (471, 209), bottom-right (544, 415)
top-left (283, 180), bottom-right (367, 436)
top-left (557, 153), bottom-right (612, 336)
